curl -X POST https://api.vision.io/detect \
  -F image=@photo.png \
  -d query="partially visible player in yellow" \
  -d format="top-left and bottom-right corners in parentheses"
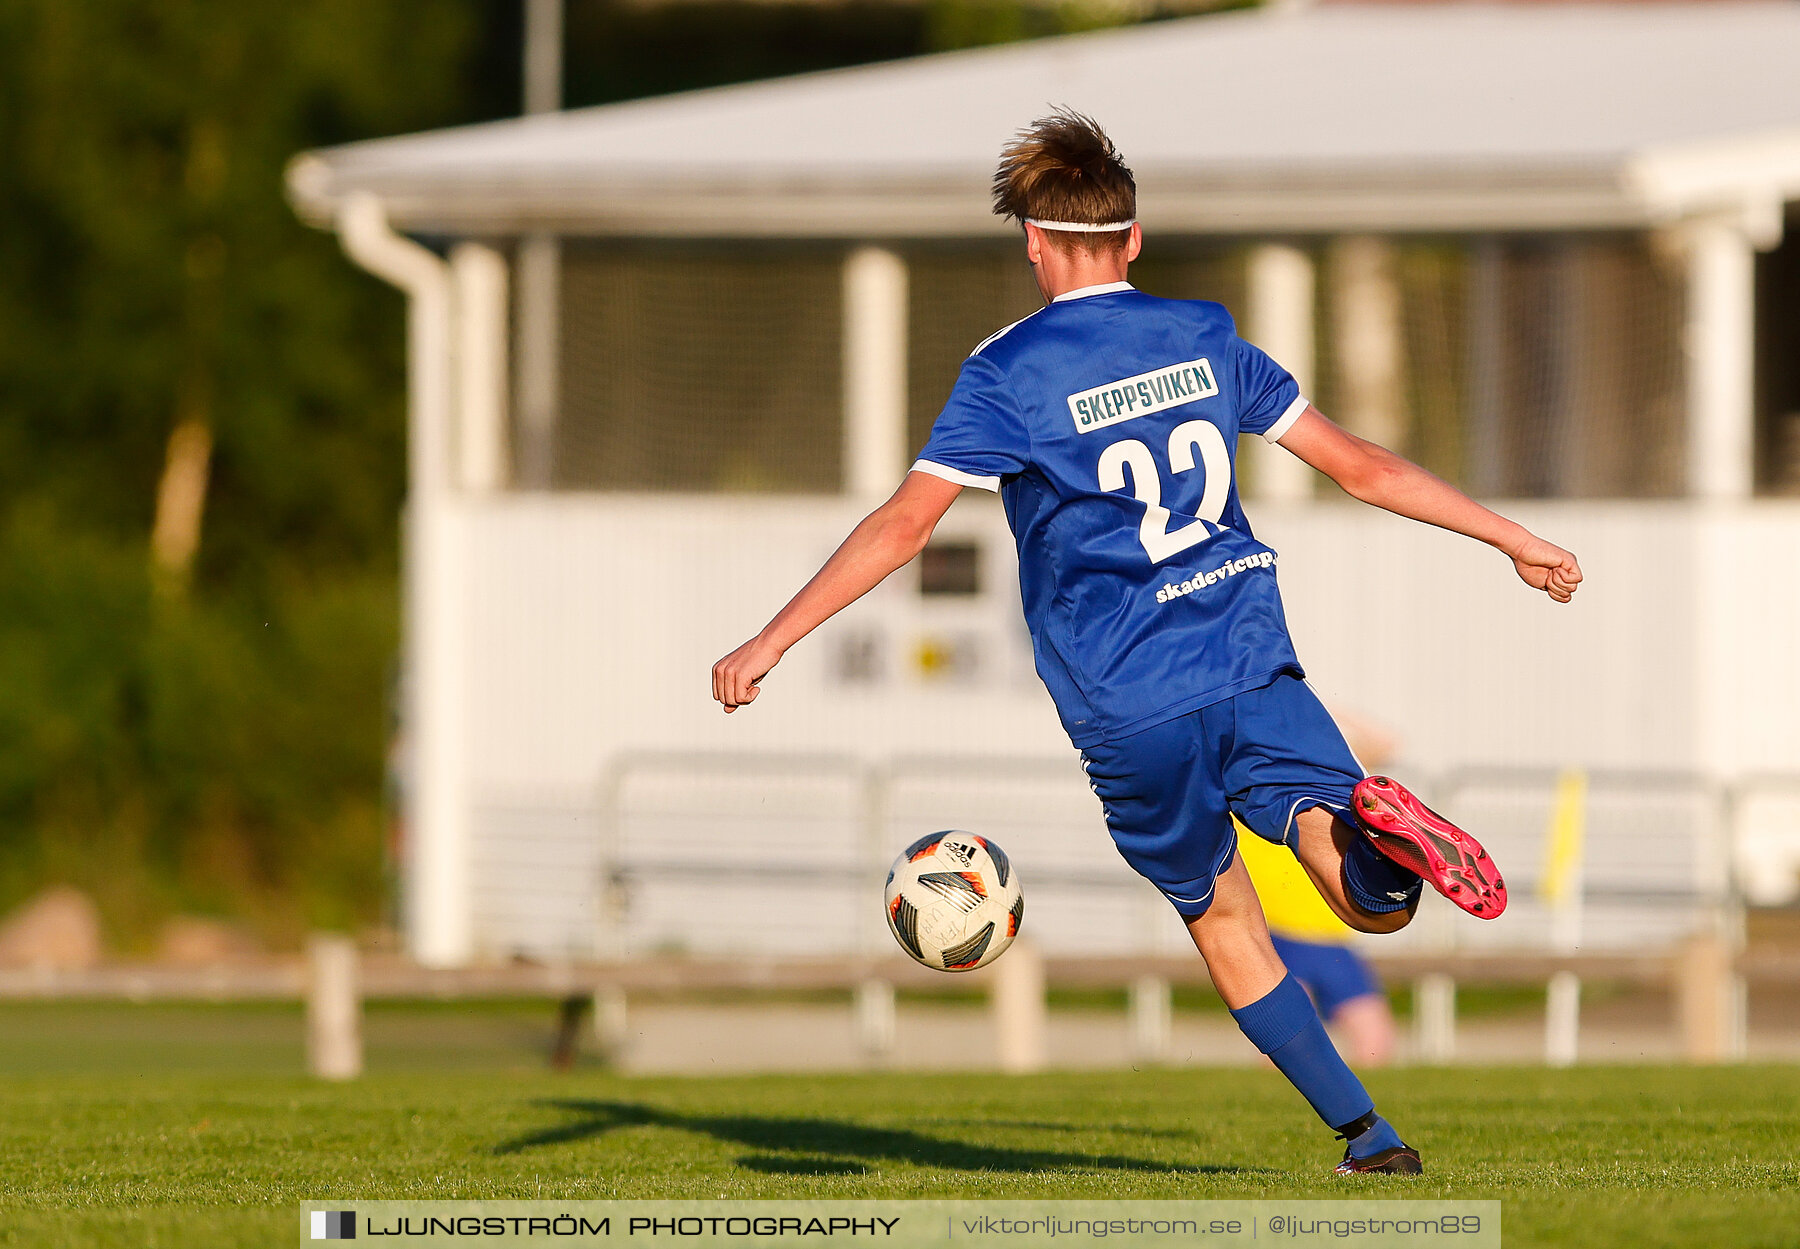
top-left (1237, 827), bottom-right (1396, 1066)
top-left (1237, 707), bottom-right (1400, 1065)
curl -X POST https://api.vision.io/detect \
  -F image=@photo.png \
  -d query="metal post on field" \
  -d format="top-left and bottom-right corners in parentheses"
top-left (1413, 973), bottom-right (1456, 1065)
top-left (992, 940), bottom-right (1047, 1073)
top-left (593, 985), bottom-right (630, 1063)
top-left (1675, 927), bottom-right (1746, 1063)
top-left (855, 979), bottom-right (897, 1062)
top-left (307, 934), bottom-right (363, 1081)
top-left (1545, 971), bottom-right (1581, 1069)
top-left (1129, 975), bottom-right (1172, 1064)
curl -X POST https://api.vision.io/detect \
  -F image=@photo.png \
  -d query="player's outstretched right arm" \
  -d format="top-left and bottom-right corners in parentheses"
top-left (1276, 405), bottom-right (1583, 603)
top-left (711, 470), bottom-right (963, 712)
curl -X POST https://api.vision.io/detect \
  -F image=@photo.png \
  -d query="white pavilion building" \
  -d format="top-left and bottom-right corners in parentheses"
top-left (288, 2), bottom-right (1800, 967)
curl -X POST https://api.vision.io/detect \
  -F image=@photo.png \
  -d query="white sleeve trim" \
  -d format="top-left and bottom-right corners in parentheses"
top-left (1261, 394), bottom-right (1310, 444)
top-left (910, 459), bottom-right (1001, 491)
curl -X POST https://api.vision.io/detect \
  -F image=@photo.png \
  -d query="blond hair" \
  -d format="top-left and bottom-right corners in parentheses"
top-left (991, 109), bottom-right (1136, 256)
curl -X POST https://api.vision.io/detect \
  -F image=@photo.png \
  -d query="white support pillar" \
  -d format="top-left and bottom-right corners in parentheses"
top-left (514, 234), bottom-right (561, 489)
top-left (1329, 235), bottom-right (1408, 451)
top-left (451, 242), bottom-right (510, 493)
top-left (338, 194), bottom-right (473, 968)
top-left (842, 246), bottom-right (909, 500)
top-left (1244, 243), bottom-right (1316, 502)
top-left (1465, 238), bottom-right (1507, 497)
top-left (1682, 218), bottom-right (1757, 500)
top-left (1684, 218), bottom-right (1764, 793)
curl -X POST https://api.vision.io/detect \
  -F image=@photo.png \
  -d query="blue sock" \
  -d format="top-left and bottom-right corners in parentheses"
top-left (1342, 837), bottom-right (1422, 914)
top-left (1347, 1115), bottom-right (1406, 1158)
top-left (1230, 973), bottom-right (1374, 1132)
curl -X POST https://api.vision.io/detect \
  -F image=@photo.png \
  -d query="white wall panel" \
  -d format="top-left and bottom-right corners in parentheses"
top-left (450, 496), bottom-right (1800, 959)
top-left (1259, 501), bottom-right (1702, 775)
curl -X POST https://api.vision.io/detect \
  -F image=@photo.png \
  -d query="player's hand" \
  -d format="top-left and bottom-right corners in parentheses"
top-left (1509, 534), bottom-right (1583, 603)
top-left (712, 636), bottom-right (783, 713)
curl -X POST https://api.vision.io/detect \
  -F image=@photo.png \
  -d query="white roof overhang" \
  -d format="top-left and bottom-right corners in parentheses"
top-left (288, 3), bottom-right (1800, 240)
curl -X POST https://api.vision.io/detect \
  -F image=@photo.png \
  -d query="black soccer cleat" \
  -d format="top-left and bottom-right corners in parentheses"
top-left (1335, 1144), bottom-right (1423, 1176)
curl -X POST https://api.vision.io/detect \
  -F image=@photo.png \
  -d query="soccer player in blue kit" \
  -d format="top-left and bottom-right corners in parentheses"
top-left (713, 111), bottom-right (1582, 1175)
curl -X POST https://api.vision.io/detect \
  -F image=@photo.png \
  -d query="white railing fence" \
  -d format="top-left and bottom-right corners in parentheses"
top-left (453, 754), bottom-right (1800, 1067)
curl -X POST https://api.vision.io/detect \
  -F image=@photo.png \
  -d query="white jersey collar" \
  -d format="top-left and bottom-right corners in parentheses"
top-left (1052, 280), bottom-right (1135, 304)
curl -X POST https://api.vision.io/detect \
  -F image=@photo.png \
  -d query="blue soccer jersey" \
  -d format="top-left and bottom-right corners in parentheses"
top-left (913, 281), bottom-right (1310, 748)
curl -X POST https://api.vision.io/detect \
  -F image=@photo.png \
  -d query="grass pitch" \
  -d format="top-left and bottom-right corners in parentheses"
top-left (0, 1005), bottom-right (1794, 1247)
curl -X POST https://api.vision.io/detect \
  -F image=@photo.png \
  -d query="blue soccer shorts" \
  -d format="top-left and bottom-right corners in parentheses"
top-left (1269, 933), bottom-right (1384, 1017)
top-left (1078, 671), bottom-right (1365, 919)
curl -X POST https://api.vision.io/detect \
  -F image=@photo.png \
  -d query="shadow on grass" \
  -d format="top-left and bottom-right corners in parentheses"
top-left (496, 1100), bottom-right (1260, 1176)
top-left (911, 1118), bottom-right (1204, 1140)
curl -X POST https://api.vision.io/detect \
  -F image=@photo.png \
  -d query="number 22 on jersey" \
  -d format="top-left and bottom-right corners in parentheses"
top-left (1097, 418), bottom-right (1232, 564)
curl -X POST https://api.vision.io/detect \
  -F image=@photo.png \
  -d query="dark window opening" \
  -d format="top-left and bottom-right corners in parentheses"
top-left (919, 541), bottom-right (981, 596)
top-left (1757, 209), bottom-right (1800, 496)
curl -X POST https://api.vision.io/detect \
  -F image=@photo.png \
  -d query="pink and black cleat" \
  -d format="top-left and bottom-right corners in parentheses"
top-left (1351, 775), bottom-right (1508, 919)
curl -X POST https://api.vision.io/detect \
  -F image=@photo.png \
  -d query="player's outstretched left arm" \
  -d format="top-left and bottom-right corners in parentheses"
top-left (1276, 406), bottom-right (1583, 603)
top-left (711, 471), bottom-right (964, 712)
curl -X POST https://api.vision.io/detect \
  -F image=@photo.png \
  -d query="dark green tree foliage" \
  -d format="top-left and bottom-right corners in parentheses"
top-left (0, 0), bottom-right (1160, 948)
top-left (0, 1), bottom-right (493, 943)
top-left (559, 0), bottom-right (1186, 111)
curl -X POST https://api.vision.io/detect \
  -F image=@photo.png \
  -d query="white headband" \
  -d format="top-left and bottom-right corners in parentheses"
top-left (1025, 218), bottom-right (1136, 233)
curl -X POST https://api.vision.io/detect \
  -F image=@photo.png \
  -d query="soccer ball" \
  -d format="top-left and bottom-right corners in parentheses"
top-left (884, 831), bottom-right (1023, 972)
